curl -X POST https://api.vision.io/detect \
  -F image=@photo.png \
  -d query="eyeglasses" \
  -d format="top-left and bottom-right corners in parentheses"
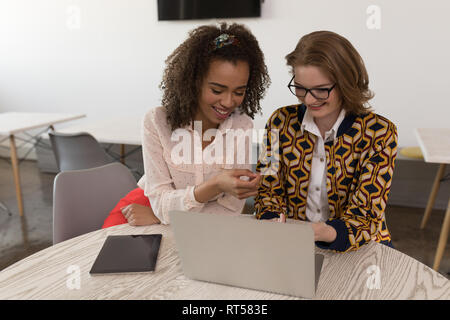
top-left (287, 76), bottom-right (336, 100)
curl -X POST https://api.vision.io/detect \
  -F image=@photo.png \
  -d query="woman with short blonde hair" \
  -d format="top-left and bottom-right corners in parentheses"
top-left (256, 31), bottom-right (397, 252)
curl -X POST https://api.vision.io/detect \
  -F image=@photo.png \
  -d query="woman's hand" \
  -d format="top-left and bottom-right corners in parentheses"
top-left (121, 203), bottom-right (161, 226)
top-left (270, 213), bottom-right (286, 223)
top-left (311, 222), bottom-right (337, 242)
top-left (271, 216), bottom-right (337, 243)
top-left (215, 169), bottom-right (261, 199)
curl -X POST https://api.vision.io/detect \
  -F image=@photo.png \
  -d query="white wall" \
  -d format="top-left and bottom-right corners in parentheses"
top-left (0, 0), bottom-right (449, 147)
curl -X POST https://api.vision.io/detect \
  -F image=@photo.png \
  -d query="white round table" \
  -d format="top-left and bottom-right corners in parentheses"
top-left (0, 223), bottom-right (448, 300)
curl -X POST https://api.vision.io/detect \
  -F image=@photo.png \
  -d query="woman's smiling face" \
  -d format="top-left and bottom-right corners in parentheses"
top-left (293, 64), bottom-right (342, 122)
top-left (195, 59), bottom-right (250, 131)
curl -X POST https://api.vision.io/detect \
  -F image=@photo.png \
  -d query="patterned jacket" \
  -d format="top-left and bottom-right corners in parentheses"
top-left (255, 104), bottom-right (398, 252)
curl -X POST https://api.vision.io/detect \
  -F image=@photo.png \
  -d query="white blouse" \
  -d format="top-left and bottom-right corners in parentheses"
top-left (301, 108), bottom-right (346, 223)
top-left (137, 106), bottom-right (254, 224)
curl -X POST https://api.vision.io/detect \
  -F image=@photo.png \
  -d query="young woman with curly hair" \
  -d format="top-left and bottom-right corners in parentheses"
top-left (255, 31), bottom-right (398, 253)
top-left (103, 23), bottom-right (270, 228)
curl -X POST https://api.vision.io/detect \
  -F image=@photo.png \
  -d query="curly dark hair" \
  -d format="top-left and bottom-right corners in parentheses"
top-left (160, 22), bottom-right (271, 131)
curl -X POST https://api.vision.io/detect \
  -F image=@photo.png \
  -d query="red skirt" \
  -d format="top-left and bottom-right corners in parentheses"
top-left (102, 187), bottom-right (150, 229)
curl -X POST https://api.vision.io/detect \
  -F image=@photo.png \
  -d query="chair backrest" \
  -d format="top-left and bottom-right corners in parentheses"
top-left (49, 132), bottom-right (113, 171)
top-left (53, 162), bottom-right (137, 244)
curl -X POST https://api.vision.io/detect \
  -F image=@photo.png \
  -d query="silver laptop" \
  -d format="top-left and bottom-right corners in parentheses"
top-left (168, 210), bottom-right (324, 299)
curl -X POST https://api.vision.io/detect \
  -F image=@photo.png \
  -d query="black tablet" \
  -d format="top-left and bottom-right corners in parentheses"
top-left (89, 234), bottom-right (162, 274)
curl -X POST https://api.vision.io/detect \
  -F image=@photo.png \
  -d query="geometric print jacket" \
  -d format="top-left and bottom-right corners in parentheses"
top-left (255, 104), bottom-right (398, 252)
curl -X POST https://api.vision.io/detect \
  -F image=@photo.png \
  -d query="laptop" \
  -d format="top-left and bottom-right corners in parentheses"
top-left (168, 210), bottom-right (324, 299)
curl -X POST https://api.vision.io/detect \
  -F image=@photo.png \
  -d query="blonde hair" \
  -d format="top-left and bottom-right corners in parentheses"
top-left (285, 31), bottom-right (373, 115)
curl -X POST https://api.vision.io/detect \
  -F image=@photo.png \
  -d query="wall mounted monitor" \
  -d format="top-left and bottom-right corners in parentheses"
top-left (158, 0), bottom-right (262, 20)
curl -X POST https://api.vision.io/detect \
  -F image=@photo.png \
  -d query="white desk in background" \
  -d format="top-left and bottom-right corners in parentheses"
top-left (52, 115), bottom-right (143, 165)
top-left (416, 128), bottom-right (450, 271)
top-left (0, 112), bottom-right (86, 217)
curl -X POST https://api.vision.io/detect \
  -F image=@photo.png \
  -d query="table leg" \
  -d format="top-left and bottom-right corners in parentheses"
top-left (120, 144), bottom-right (125, 164)
top-left (9, 135), bottom-right (24, 217)
top-left (421, 163), bottom-right (447, 229)
top-left (0, 201), bottom-right (12, 216)
top-left (432, 198), bottom-right (450, 271)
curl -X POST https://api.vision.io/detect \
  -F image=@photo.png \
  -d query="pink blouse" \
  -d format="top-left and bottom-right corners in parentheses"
top-left (137, 106), bottom-right (254, 224)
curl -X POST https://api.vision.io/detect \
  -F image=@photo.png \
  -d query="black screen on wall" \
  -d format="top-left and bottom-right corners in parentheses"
top-left (157, 0), bottom-right (261, 20)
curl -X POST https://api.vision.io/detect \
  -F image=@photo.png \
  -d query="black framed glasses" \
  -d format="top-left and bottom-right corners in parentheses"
top-left (287, 76), bottom-right (336, 100)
